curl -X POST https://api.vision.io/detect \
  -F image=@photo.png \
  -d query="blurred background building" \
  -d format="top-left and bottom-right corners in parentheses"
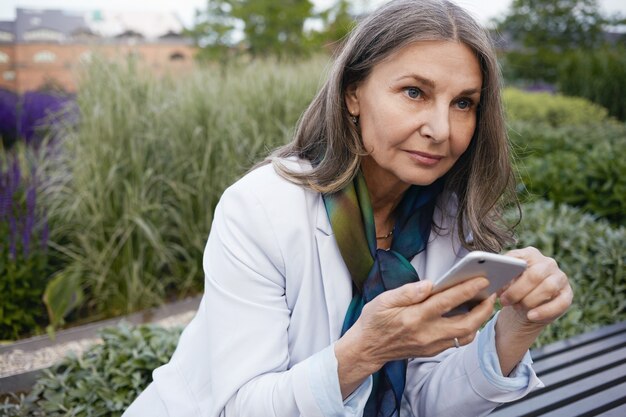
top-left (0, 8), bottom-right (196, 93)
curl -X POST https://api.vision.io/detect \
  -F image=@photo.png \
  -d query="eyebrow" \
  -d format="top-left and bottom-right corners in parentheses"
top-left (395, 74), bottom-right (481, 96)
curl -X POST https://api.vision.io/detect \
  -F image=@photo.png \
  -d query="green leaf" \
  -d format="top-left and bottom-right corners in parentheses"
top-left (43, 270), bottom-right (84, 330)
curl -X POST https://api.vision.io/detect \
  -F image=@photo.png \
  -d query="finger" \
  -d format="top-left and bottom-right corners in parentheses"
top-left (453, 331), bottom-right (477, 349)
top-left (527, 285), bottom-right (574, 323)
top-left (379, 280), bottom-right (433, 308)
top-left (469, 293), bottom-right (497, 324)
top-left (445, 294), bottom-right (496, 337)
top-left (515, 270), bottom-right (567, 311)
top-left (504, 246), bottom-right (542, 264)
top-left (500, 258), bottom-right (559, 306)
top-left (425, 277), bottom-right (489, 316)
top-left (438, 297), bottom-right (495, 351)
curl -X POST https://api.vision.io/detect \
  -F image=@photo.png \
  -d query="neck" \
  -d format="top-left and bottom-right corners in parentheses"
top-left (361, 157), bottom-right (410, 237)
top-left (361, 158), bottom-right (409, 214)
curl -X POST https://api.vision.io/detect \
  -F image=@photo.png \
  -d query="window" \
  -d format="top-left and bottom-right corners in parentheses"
top-left (0, 51), bottom-right (9, 63)
top-left (3, 70), bottom-right (15, 80)
top-left (24, 29), bottom-right (64, 42)
top-left (0, 31), bottom-right (14, 42)
top-left (33, 51), bottom-right (56, 63)
top-left (169, 52), bottom-right (185, 61)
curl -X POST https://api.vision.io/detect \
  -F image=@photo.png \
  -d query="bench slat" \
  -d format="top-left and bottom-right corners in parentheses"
top-left (539, 346), bottom-right (626, 386)
top-left (532, 333), bottom-right (626, 375)
top-left (488, 362), bottom-right (626, 416)
top-left (539, 380), bottom-right (626, 417)
top-left (531, 321), bottom-right (626, 361)
top-left (593, 401), bottom-right (626, 417)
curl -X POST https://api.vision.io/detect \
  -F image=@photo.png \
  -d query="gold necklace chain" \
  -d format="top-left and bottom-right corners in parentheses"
top-left (376, 230), bottom-right (394, 240)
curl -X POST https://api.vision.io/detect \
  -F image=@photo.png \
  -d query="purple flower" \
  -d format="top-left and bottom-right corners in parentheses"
top-left (18, 91), bottom-right (74, 147)
top-left (1, 154), bottom-right (48, 260)
top-left (23, 180), bottom-right (37, 256)
top-left (0, 156), bottom-right (19, 219)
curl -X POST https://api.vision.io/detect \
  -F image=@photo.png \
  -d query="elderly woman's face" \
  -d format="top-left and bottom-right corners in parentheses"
top-left (346, 40), bottom-right (482, 190)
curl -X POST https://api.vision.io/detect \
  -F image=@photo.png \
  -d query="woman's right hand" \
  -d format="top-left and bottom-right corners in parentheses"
top-left (334, 277), bottom-right (495, 398)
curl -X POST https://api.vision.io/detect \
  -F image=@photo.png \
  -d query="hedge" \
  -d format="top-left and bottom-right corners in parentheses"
top-left (509, 121), bottom-right (626, 225)
top-left (503, 87), bottom-right (609, 127)
top-left (505, 200), bottom-right (626, 347)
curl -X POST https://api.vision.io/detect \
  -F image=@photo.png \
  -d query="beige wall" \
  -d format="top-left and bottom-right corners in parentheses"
top-left (0, 41), bottom-right (196, 93)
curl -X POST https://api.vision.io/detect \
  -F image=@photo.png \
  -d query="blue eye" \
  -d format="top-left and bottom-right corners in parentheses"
top-left (456, 99), bottom-right (472, 110)
top-left (406, 87), bottom-right (421, 99)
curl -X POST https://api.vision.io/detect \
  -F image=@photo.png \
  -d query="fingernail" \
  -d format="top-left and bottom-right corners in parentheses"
top-left (528, 311), bottom-right (539, 321)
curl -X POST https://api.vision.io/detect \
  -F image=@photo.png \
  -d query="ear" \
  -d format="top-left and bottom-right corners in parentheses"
top-left (344, 83), bottom-right (360, 116)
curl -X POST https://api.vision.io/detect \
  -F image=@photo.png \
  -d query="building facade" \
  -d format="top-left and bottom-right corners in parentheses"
top-left (0, 8), bottom-right (196, 93)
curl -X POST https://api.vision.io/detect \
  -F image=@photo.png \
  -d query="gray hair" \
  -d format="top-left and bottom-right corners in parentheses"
top-left (267, 0), bottom-right (517, 252)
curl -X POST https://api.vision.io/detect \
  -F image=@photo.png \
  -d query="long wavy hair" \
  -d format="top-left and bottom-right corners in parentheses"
top-left (265, 0), bottom-right (518, 252)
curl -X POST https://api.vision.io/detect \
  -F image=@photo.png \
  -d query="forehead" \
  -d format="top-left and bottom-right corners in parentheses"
top-left (368, 40), bottom-right (483, 88)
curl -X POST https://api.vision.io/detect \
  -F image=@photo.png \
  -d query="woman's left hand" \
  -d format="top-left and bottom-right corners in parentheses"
top-left (495, 246), bottom-right (573, 375)
top-left (499, 246), bottom-right (573, 329)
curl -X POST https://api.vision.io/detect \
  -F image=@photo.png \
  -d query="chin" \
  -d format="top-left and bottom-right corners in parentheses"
top-left (401, 171), bottom-right (444, 187)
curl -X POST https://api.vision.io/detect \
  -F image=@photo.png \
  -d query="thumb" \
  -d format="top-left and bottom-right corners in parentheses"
top-left (381, 280), bottom-right (432, 308)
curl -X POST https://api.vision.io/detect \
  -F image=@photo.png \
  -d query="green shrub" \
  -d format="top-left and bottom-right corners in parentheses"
top-left (506, 200), bottom-right (626, 347)
top-left (499, 49), bottom-right (563, 85)
top-left (0, 323), bottom-right (182, 417)
top-left (42, 56), bottom-right (325, 325)
top-left (559, 46), bottom-right (626, 121)
top-left (503, 87), bottom-right (609, 127)
top-left (509, 121), bottom-right (626, 225)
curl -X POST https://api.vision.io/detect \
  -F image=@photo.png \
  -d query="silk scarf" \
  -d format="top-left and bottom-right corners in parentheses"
top-left (323, 171), bottom-right (442, 417)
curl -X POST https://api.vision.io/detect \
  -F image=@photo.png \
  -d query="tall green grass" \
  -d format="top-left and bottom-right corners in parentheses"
top-left (33, 56), bottom-right (626, 337)
top-left (43, 57), bottom-right (326, 321)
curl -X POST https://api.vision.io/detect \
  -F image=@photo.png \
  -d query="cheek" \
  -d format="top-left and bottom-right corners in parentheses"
top-left (450, 118), bottom-right (476, 157)
top-left (360, 111), bottom-right (401, 151)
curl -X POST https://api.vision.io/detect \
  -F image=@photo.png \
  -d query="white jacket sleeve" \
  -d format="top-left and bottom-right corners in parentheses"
top-left (125, 184), bottom-right (368, 417)
top-left (402, 314), bottom-right (543, 417)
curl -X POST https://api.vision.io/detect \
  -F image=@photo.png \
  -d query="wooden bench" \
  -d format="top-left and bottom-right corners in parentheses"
top-left (489, 320), bottom-right (626, 416)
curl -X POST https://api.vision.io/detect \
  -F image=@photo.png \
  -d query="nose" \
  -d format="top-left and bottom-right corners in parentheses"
top-left (418, 103), bottom-right (450, 143)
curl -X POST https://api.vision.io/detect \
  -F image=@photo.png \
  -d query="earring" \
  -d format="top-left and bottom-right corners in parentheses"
top-left (350, 114), bottom-right (359, 125)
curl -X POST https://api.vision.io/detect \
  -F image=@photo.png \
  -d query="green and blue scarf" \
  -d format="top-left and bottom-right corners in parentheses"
top-left (323, 171), bottom-right (442, 417)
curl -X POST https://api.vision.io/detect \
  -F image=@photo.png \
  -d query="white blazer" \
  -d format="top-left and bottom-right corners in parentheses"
top-left (124, 160), bottom-right (538, 417)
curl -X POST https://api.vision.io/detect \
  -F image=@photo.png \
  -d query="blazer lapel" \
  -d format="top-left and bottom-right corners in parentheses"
top-left (314, 196), bottom-right (353, 341)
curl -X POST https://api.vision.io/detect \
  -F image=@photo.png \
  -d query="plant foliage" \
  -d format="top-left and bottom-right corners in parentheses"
top-left (506, 200), bottom-right (625, 347)
top-left (495, 0), bottom-right (620, 82)
top-left (0, 323), bottom-right (182, 417)
top-left (509, 120), bottom-right (626, 225)
top-left (42, 56), bottom-right (323, 327)
top-left (0, 146), bottom-right (50, 340)
top-left (559, 46), bottom-right (626, 121)
top-left (189, 0), bottom-right (355, 61)
top-left (503, 87), bottom-right (609, 126)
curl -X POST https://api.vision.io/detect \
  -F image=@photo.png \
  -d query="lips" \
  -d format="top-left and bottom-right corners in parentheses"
top-left (405, 150), bottom-right (444, 166)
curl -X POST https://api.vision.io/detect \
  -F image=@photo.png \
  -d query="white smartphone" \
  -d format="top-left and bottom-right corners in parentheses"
top-left (430, 251), bottom-right (527, 313)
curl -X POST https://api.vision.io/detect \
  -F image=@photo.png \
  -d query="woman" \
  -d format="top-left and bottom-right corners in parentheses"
top-left (125, 0), bottom-right (572, 416)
